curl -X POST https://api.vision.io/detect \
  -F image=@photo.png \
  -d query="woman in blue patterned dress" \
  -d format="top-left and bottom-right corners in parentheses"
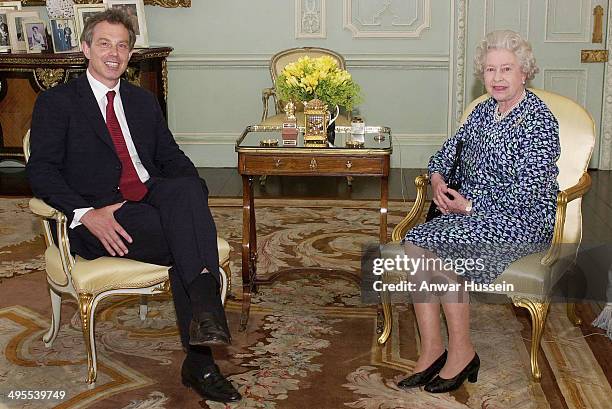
top-left (397, 30), bottom-right (560, 393)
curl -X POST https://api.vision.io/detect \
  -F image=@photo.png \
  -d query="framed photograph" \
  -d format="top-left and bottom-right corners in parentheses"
top-left (73, 4), bottom-right (107, 47)
top-left (103, 0), bottom-right (148, 48)
top-left (0, 2), bottom-right (22, 11)
top-left (0, 11), bottom-right (10, 52)
top-left (6, 10), bottom-right (39, 52)
top-left (22, 19), bottom-right (48, 53)
top-left (50, 18), bottom-right (78, 53)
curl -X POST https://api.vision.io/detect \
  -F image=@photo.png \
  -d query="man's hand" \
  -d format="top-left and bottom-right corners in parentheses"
top-left (80, 203), bottom-right (132, 256)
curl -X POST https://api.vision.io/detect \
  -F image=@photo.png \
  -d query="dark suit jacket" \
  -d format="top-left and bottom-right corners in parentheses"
top-left (26, 73), bottom-right (198, 222)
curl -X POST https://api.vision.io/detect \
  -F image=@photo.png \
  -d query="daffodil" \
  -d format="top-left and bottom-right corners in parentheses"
top-left (275, 55), bottom-right (362, 111)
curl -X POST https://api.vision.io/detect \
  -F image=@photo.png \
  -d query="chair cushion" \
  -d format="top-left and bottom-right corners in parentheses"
top-left (69, 237), bottom-right (231, 295)
top-left (72, 256), bottom-right (170, 294)
top-left (492, 251), bottom-right (573, 297)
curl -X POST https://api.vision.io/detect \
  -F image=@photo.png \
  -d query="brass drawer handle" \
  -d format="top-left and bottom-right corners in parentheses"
top-left (310, 158), bottom-right (317, 169)
top-left (346, 160), bottom-right (352, 169)
top-left (275, 159), bottom-right (282, 168)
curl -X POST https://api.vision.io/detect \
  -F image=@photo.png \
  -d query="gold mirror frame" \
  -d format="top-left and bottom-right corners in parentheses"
top-left (21, 0), bottom-right (191, 7)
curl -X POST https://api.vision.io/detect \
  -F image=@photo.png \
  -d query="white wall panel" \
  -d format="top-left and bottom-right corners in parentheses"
top-left (545, 0), bottom-right (591, 42)
top-left (484, 0), bottom-right (530, 39)
top-left (543, 69), bottom-right (588, 107)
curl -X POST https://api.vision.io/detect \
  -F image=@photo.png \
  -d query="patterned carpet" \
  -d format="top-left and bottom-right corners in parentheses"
top-left (0, 197), bottom-right (610, 408)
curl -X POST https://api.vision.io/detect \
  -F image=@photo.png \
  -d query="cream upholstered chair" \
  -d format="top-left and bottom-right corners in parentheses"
top-left (260, 47), bottom-right (351, 127)
top-left (378, 88), bottom-right (594, 381)
top-left (23, 131), bottom-right (232, 384)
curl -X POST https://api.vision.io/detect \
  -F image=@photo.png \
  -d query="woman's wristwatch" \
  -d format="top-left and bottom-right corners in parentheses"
top-left (465, 200), bottom-right (473, 215)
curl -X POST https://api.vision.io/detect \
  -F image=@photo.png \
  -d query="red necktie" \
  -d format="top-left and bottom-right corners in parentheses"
top-left (105, 90), bottom-right (148, 201)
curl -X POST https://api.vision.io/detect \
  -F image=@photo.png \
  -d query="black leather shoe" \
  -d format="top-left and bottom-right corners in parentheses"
top-left (398, 350), bottom-right (447, 389)
top-left (181, 362), bottom-right (242, 403)
top-left (424, 353), bottom-right (480, 393)
top-left (189, 311), bottom-right (231, 346)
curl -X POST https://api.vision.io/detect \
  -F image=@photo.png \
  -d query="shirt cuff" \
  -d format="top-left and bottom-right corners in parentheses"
top-left (70, 207), bottom-right (93, 229)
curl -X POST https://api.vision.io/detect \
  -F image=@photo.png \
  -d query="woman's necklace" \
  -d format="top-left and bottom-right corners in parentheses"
top-left (493, 90), bottom-right (526, 123)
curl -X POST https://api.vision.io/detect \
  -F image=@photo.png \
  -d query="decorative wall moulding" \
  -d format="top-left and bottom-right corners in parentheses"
top-left (600, 4), bottom-right (612, 169)
top-left (23, 0), bottom-right (191, 6)
top-left (544, 0), bottom-right (590, 42)
top-left (343, 0), bottom-right (431, 38)
top-left (295, 0), bottom-right (326, 39)
top-left (484, 0), bottom-right (530, 40)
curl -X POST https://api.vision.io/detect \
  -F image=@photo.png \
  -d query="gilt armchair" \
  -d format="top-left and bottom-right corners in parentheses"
top-left (378, 88), bottom-right (595, 381)
top-left (23, 131), bottom-right (232, 384)
top-left (259, 47), bottom-right (351, 127)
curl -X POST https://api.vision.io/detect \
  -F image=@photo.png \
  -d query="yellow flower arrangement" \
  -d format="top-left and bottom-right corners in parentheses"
top-left (276, 56), bottom-right (362, 111)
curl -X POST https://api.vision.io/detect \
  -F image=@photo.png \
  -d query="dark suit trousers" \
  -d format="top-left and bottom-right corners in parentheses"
top-left (70, 176), bottom-right (222, 365)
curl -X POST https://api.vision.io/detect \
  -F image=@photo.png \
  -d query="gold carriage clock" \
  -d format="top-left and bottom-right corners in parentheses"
top-left (303, 99), bottom-right (328, 147)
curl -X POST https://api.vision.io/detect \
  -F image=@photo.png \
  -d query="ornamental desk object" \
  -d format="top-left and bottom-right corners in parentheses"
top-left (282, 101), bottom-right (298, 146)
top-left (303, 98), bottom-right (328, 147)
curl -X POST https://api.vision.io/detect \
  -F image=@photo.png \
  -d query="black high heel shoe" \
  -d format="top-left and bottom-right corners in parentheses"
top-left (397, 350), bottom-right (447, 389)
top-left (424, 353), bottom-right (480, 393)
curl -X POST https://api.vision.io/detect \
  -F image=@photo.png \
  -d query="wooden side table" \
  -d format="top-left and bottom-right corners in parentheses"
top-left (0, 47), bottom-right (172, 162)
top-left (235, 125), bottom-right (392, 330)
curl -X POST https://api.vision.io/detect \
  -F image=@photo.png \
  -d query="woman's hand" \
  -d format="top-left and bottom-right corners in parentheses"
top-left (430, 173), bottom-right (452, 214)
top-left (430, 173), bottom-right (471, 215)
top-left (445, 188), bottom-right (471, 215)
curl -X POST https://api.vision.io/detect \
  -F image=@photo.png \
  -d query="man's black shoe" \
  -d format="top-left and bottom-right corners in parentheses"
top-left (181, 362), bottom-right (242, 403)
top-left (189, 311), bottom-right (231, 346)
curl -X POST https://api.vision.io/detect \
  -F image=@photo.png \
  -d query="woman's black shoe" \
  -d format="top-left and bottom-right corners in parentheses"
top-left (424, 353), bottom-right (480, 393)
top-left (397, 350), bottom-right (447, 389)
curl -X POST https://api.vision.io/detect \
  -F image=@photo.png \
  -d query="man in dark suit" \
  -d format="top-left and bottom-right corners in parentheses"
top-left (26, 9), bottom-right (241, 404)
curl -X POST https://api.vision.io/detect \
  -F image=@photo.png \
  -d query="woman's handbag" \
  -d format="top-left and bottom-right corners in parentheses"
top-left (425, 141), bottom-right (464, 222)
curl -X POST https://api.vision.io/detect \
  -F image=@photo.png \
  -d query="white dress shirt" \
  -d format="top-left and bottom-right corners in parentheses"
top-left (70, 70), bottom-right (150, 228)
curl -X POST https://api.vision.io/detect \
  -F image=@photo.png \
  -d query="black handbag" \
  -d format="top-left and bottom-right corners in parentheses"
top-left (425, 141), bottom-right (464, 222)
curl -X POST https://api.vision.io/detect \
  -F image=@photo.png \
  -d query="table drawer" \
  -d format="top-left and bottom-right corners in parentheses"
top-left (240, 155), bottom-right (386, 175)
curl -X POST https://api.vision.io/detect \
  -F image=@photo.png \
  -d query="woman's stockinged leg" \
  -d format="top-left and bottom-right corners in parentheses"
top-left (440, 298), bottom-right (475, 379)
top-left (403, 243), bottom-right (446, 372)
top-left (413, 303), bottom-right (445, 371)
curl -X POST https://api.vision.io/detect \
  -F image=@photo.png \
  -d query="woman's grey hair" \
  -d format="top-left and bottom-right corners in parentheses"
top-left (473, 30), bottom-right (539, 81)
top-left (80, 8), bottom-right (136, 50)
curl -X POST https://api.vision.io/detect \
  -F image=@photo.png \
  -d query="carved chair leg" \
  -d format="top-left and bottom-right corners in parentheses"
top-left (139, 295), bottom-right (148, 321)
top-left (220, 260), bottom-right (231, 305)
top-left (513, 298), bottom-right (550, 382)
top-left (43, 287), bottom-right (62, 347)
top-left (377, 272), bottom-right (392, 345)
top-left (566, 303), bottom-right (582, 326)
top-left (78, 293), bottom-right (97, 384)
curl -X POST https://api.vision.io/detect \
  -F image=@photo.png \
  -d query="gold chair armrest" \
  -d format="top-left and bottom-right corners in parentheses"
top-left (29, 198), bottom-right (75, 272)
top-left (541, 172), bottom-right (591, 266)
top-left (261, 87), bottom-right (276, 122)
top-left (29, 198), bottom-right (62, 220)
top-left (391, 174), bottom-right (429, 242)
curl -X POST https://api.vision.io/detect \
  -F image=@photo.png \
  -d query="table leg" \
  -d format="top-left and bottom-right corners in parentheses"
top-left (377, 174), bottom-right (390, 339)
top-left (240, 175), bottom-right (256, 331)
top-left (380, 175), bottom-right (388, 244)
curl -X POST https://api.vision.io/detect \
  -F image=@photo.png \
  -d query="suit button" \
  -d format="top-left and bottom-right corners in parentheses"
top-left (115, 165), bottom-right (121, 170)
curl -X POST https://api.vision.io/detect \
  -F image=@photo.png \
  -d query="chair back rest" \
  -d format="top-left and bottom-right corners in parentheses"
top-left (460, 88), bottom-right (595, 243)
top-left (270, 47), bottom-right (346, 112)
top-left (23, 129), bottom-right (72, 287)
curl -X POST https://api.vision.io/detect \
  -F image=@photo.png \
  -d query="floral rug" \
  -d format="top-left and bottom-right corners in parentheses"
top-left (0, 199), bottom-right (45, 280)
top-left (0, 197), bottom-right (610, 408)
